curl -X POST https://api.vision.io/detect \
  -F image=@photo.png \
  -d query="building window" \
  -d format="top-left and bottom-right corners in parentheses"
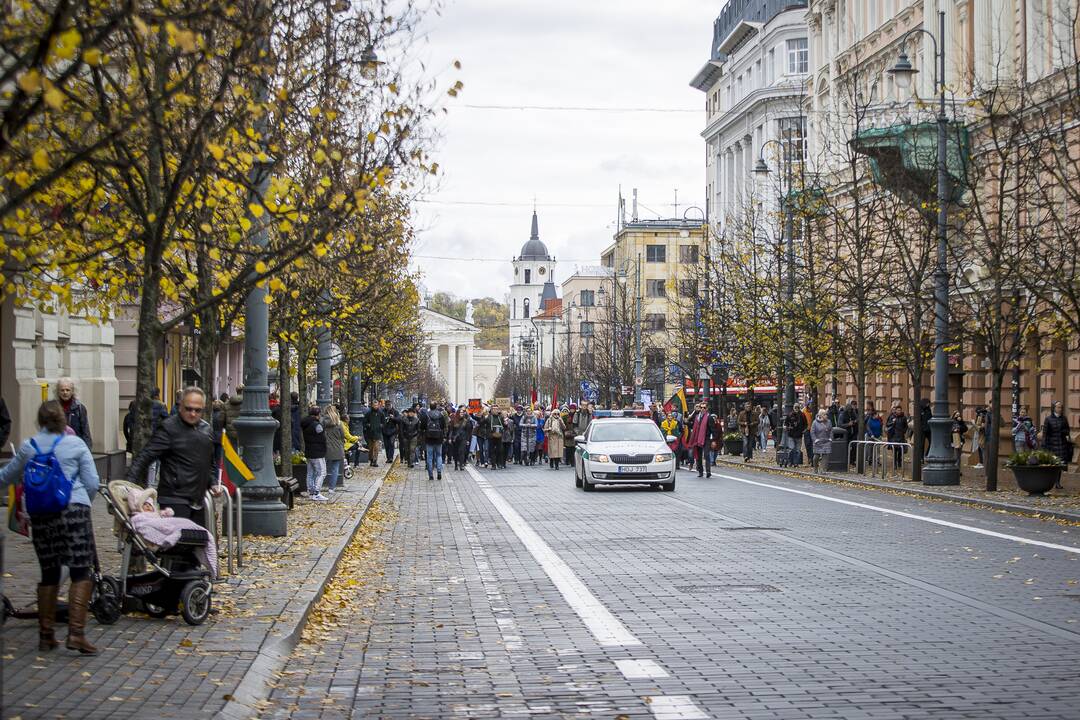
top-left (646, 279), bottom-right (666, 298)
top-left (767, 48), bottom-right (775, 84)
top-left (580, 289), bottom-right (595, 307)
top-left (524, 268), bottom-right (531, 284)
top-left (778, 117), bottom-right (807, 161)
top-left (580, 321), bottom-right (594, 337)
top-left (679, 245), bottom-right (699, 264)
top-left (523, 298), bottom-right (530, 319)
top-left (646, 244), bottom-right (666, 262)
top-left (645, 313), bottom-right (666, 331)
top-left (512, 299), bottom-right (516, 319)
top-left (679, 280), bottom-right (698, 298)
top-left (787, 38), bottom-right (808, 74)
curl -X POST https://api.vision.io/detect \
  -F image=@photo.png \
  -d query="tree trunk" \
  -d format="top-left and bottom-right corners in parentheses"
top-left (910, 380), bottom-right (924, 483)
top-left (986, 371), bottom-right (1005, 491)
top-left (132, 271), bottom-right (165, 455)
top-left (296, 332), bottom-right (311, 415)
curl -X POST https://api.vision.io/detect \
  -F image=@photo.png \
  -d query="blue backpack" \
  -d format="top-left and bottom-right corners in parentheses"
top-left (23, 436), bottom-right (74, 515)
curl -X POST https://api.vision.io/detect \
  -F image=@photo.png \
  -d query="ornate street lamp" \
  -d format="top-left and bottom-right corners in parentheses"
top-left (888, 10), bottom-right (958, 485)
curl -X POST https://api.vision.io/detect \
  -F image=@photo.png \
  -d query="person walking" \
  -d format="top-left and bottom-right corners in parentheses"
top-left (810, 409), bottom-right (832, 473)
top-left (757, 406), bottom-right (771, 452)
top-left (364, 401), bottom-right (384, 468)
top-left (0, 400), bottom-right (102, 654)
top-left (1013, 406), bottom-right (1037, 453)
top-left (972, 407), bottom-right (988, 469)
top-left (783, 403), bottom-right (808, 466)
top-left (519, 411), bottom-right (537, 465)
top-left (289, 392), bottom-right (303, 453)
top-left (688, 402), bottom-right (716, 478)
top-left (865, 408), bottom-right (883, 469)
top-left (562, 406), bottom-right (576, 466)
top-left (322, 406), bottom-right (347, 495)
top-left (127, 387), bottom-right (221, 526)
top-left (885, 405), bottom-right (910, 475)
top-left (802, 403), bottom-right (815, 460)
top-left (737, 402), bottom-right (758, 463)
top-left (420, 402), bottom-right (447, 480)
top-left (502, 411), bottom-right (515, 469)
top-left (450, 409), bottom-right (471, 471)
top-left (300, 406), bottom-right (328, 501)
top-left (950, 411), bottom-right (968, 465)
top-left (56, 377), bottom-right (92, 450)
top-left (382, 406), bottom-right (399, 465)
top-left (545, 409), bottom-right (565, 470)
top-left (399, 407), bottom-right (420, 469)
top-left (510, 406), bottom-right (524, 464)
top-left (919, 397), bottom-right (932, 459)
top-left (1043, 402), bottom-right (1072, 487)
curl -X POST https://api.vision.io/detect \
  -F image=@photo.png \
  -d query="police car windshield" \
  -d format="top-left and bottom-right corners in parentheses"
top-left (589, 422), bottom-right (664, 443)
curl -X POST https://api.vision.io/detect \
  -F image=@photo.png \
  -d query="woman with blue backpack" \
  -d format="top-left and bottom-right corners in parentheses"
top-left (0, 400), bottom-right (101, 655)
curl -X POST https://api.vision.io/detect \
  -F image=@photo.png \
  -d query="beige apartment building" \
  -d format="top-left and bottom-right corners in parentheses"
top-left (600, 218), bottom-right (708, 404)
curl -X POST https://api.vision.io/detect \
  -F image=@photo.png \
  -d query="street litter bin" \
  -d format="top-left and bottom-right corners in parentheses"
top-left (827, 427), bottom-right (849, 472)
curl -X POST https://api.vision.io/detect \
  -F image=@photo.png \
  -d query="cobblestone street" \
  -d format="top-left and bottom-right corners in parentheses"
top-left (261, 461), bottom-right (1080, 719)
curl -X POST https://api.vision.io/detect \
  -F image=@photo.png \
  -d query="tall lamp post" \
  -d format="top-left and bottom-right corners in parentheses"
top-left (754, 137), bottom-right (795, 454)
top-left (888, 10), bottom-right (958, 485)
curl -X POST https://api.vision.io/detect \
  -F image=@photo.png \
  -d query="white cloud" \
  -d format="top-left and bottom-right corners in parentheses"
top-left (409, 0), bottom-right (718, 299)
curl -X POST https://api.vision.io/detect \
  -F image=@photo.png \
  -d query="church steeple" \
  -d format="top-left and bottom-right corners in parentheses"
top-left (530, 210), bottom-right (539, 241)
top-left (518, 210), bottom-right (551, 261)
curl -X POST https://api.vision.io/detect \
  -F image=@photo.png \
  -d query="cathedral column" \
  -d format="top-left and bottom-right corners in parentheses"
top-left (447, 343), bottom-right (458, 403)
top-left (463, 341), bottom-right (474, 400)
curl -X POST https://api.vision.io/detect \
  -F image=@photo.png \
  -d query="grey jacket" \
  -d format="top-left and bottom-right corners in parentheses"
top-left (324, 422), bottom-right (346, 461)
top-left (0, 431), bottom-right (100, 507)
top-left (810, 419), bottom-right (833, 454)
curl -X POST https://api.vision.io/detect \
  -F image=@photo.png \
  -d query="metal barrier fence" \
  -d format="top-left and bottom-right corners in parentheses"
top-left (849, 440), bottom-right (913, 480)
top-left (205, 488), bottom-right (244, 577)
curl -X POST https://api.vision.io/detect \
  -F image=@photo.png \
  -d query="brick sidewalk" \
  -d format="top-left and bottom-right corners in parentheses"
top-left (1, 465), bottom-right (388, 720)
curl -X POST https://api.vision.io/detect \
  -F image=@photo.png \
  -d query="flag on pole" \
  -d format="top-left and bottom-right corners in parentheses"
top-left (675, 387), bottom-right (688, 414)
top-left (551, 384), bottom-right (558, 411)
top-left (530, 386), bottom-right (537, 411)
top-left (219, 430), bottom-right (254, 495)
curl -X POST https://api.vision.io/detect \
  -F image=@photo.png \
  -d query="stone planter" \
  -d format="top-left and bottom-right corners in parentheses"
top-left (291, 462), bottom-right (308, 487)
top-left (723, 438), bottom-right (743, 456)
top-left (1009, 465), bottom-right (1063, 496)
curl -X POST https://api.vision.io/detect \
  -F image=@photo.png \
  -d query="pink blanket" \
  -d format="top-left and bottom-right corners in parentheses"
top-left (130, 512), bottom-right (218, 577)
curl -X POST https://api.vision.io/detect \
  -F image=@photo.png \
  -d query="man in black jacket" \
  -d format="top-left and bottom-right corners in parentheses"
top-left (364, 401), bottom-right (384, 467)
top-left (419, 402), bottom-right (447, 480)
top-left (783, 403), bottom-right (809, 466)
top-left (300, 406), bottom-right (328, 501)
top-left (399, 408), bottom-right (420, 468)
top-left (127, 387), bottom-right (220, 528)
top-left (382, 406), bottom-right (399, 464)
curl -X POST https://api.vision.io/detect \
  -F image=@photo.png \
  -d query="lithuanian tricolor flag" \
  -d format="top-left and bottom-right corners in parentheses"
top-left (219, 431), bottom-right (253, 495)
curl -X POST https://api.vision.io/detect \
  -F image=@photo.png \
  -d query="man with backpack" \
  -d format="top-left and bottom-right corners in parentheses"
top-left (127, 387), bottom-right (221, 528)
top-left (420, 402), bottom-right (447, 480)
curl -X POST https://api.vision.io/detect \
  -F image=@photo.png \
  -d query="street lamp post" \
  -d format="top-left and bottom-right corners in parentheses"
top-left (234, 4), bottom-right (286, 536)
top-left (633, 253), bottom-right (643, 406)
top-left (755, 136), bottom-right (796, 456)
top-left (888, 10), bottom-right (959, 485)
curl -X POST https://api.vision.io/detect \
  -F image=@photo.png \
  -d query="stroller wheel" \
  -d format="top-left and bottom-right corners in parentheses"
top-left (343, 464), bottom-right (354, 480)
top-left (180, 581), bottom-right (212, 626)
top-left (91, 576), bottom-right (123, 625)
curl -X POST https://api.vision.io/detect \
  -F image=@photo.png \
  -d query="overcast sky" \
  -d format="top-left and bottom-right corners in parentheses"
top-left (410, 0), bottom-right (718, 301)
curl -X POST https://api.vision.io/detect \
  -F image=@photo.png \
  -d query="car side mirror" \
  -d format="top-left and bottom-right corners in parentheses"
top-left (574, 435), bottom-right (586, 444)
top-left (666, 435), bottom-right (677, 443)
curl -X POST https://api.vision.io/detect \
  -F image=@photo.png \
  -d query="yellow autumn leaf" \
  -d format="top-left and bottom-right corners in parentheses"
top-left (248, 203), bottom-right (264, 218)
top-left (207, 143), bottom-right (224, 161)
top-left (32, 148), bottom-right (50, 171)
top-left (254, 260), bottom-right (268, 274)
top-left (83, 48), bottom-right (102, 66)
top-left (43, 85), bottom-right (65, 109)
top-left (17, 69), bottom-right (42, 93)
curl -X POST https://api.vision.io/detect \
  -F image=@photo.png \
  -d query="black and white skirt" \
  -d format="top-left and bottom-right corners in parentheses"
top-left (30, 504), bottom-right (94, 570)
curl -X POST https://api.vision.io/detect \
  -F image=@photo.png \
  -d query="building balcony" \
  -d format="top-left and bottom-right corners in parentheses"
top-left (850, 121), bottom-right (969, 206)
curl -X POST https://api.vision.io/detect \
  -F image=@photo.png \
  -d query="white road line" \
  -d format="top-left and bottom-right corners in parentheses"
top-left (615, 658), bottom-right (669, 679)
top-left (464, 464), bottom-right (642, 647)
top-left (648, 695), bottom-right (709, 720)
top-left (715, 473), bottom-right (1080, 554)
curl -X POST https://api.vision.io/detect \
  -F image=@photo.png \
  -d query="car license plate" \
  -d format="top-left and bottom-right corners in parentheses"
top-left (618, 465), bottom-right (646, 473)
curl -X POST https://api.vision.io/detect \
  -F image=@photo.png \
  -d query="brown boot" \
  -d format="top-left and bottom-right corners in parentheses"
top-left (65, 580), bottom-right (98, 655)
top-left (37, 584), bottom-right (59, 651)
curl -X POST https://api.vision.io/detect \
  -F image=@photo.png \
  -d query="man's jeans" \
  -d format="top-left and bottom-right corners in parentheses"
top-left (383, 434), bottom-right (395, 463)
top-left (744, 433), bottom-right (754, 460)
top-left (306, 457), bottom-right (327, 496)
top-left (324, 459), bottom-right (343, 491)
top-left (425, 442), bottom-right (444, 477)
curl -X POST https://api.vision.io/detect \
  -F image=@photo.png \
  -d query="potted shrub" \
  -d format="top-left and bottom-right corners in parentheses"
top-left (722, 431), bottom-right (743, 456)
top-left (290, 451), bottom-right (307, 486)
top-left (1007, 450), bottom-right (1065, 495)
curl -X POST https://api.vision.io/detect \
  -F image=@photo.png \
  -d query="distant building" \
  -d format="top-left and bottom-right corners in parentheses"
top-left (507, 211), bottom-right (557, 365)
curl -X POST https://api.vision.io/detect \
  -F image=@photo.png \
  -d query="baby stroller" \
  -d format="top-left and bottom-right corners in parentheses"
top-left (100, 481), bottom-right (214, 625)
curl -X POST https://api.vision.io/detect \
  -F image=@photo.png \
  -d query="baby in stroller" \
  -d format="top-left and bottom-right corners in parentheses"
top-left (126, 488), bottom-right (218, 577)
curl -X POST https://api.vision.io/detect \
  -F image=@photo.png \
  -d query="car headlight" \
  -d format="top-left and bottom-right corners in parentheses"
top-left (592, 454), bottom-right (611, 463)
top-left (654, 453), bottom-right (673, 463)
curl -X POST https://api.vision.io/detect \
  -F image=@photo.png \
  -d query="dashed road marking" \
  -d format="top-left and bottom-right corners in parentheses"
top-left (648, 695), bottom-right (710, 719)
top-left (715, 473), bottom-right (1080, 555)
top-left (615, 658), bottom-right (669, 679)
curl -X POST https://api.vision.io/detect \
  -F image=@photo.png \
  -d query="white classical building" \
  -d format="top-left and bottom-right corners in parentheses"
top-left (420, 303), bottom-right (503, 405)
top-left (690, 0), bottom-right (809, 239)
